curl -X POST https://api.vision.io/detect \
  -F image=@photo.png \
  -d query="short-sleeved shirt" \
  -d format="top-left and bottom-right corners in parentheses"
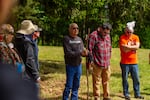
top-left (119, 33), bottom-right (140, 64)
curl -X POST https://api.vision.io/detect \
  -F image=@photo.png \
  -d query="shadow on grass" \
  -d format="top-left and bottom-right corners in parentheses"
top-left (39, 60), bottom-right (66, 81)
top-left (110, 93), bottom-right (124, 99)
top-left (39, 60), bottom-right (65, 75)
top-left (111, 73), bottom-right (121, 78)
top-left (141, 88), bottom-right (150, 95)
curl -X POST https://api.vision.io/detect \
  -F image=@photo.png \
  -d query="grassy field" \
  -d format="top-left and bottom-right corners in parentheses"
top-left (39, 46), bottom-right (150, 100)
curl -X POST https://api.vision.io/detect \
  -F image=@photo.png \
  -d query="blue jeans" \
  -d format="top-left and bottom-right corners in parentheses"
top-left (63, 64), bottom-right (82, 100)
top-left (120, 63), bottom-right (140, 97)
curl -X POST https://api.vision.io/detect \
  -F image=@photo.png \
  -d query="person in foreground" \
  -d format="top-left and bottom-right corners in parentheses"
top-left (0, 0), bottom-right (39, 99)
top-left (62, 23), bottom-right (88, 100)
top-left (88, 23), bottom-right (112, 100)
top-left (119, 21), bottom-right (144, 100)
top-left (0, 63), bottom-right (39, 100)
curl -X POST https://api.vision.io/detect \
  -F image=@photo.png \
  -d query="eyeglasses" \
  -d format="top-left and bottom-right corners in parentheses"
top-left (72, 27), bottom-right (79, 30)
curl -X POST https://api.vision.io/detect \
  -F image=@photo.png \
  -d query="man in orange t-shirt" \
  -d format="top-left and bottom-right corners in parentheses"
top-left (119, 21), bottom-right (144, 100)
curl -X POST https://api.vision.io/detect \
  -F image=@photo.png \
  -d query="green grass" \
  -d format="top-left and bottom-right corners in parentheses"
top-left (39, 46), bottom-right (150, 100)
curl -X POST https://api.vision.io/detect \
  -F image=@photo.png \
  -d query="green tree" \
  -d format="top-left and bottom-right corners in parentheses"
top-left (13, 0), bottom-right (150, 48)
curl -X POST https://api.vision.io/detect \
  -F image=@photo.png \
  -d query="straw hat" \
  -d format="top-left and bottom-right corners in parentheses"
top-left (17, 20), bottom-right (37, 35)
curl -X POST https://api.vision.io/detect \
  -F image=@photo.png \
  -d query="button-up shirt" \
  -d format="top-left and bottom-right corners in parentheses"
top-left (88, 30), bottom-right (111, 67)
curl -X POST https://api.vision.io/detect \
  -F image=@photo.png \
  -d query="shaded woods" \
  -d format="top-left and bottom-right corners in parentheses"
top-left (10, 0), bottom-right (150, 48)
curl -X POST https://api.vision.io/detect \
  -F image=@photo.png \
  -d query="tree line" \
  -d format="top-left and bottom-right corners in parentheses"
top-left (10, 0), bottom-right (150, 48)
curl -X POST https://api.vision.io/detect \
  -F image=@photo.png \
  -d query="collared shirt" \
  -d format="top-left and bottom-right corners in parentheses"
top-left (88, 30), bottom-right (111, 67)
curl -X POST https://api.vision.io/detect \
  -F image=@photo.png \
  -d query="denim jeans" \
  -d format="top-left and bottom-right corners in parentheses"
top-left (63, 64), bottom-right (82, 100)
top-left (120, 63), bottom-right (140, 97)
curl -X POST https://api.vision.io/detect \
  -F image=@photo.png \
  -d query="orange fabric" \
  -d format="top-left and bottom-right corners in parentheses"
top-left (119, 33), bottom-right (140, 64)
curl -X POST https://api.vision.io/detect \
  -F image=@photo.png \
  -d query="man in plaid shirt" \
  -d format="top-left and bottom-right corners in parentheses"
top-left (88, 23), bottom-right (112, 100)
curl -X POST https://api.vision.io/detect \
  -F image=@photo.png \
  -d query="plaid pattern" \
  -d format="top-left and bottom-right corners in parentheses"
top-left (88, 31), bottom-right (111, 67)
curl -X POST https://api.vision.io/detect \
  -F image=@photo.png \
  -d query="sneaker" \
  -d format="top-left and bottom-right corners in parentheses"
top-left (135, 95), bottom-right (144, 99)
top-left (103, 98), bottom-right (111, 100)
top-left (125, 96), bottom-right (130, 100)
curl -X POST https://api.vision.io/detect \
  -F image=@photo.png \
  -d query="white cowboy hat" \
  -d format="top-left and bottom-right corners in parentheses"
top-left (17, 20), bottom-right (37, 35)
